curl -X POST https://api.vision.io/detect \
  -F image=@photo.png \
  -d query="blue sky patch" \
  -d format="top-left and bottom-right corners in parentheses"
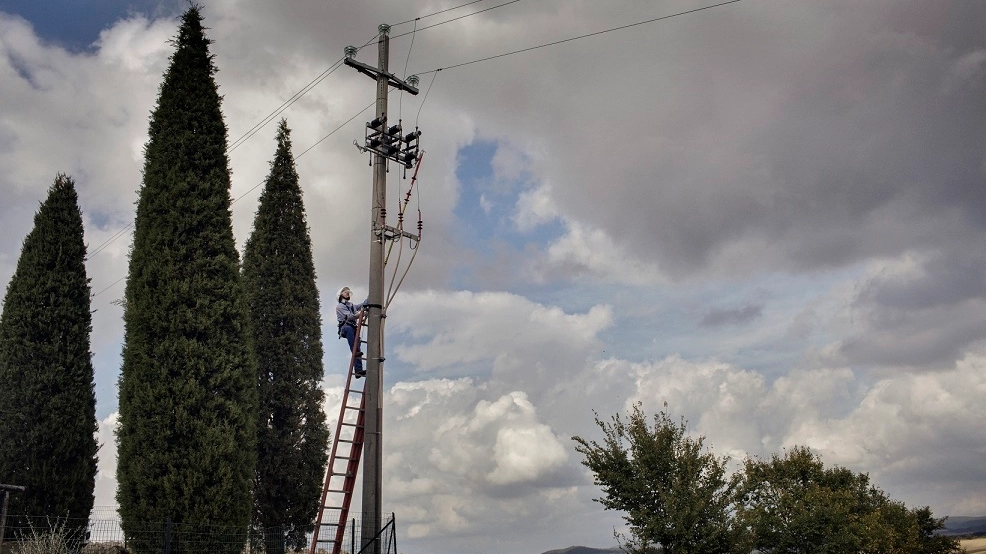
top-left (0, 0), bottom-right (173, 52)
top-left (452, 140), bottom-right (564, 287)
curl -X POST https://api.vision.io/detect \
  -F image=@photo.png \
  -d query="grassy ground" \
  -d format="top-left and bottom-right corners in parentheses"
top-left (962, 537), bottom-right (986, 554)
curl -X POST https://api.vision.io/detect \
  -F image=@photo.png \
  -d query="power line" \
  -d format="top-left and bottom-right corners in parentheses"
top-left (296, 101), bottom-right (375, 160)
top-left (231, 34), bottom-right (380, 152)
top-left (390, 0), bottom-right (488, 27)
top-left (391, 0), bottom-right (524, 40)
top-left (87, 3), bottom-right (529, 291)
top-left (228, 58), bottom-right (347, 152)
top-left (91, 101), bottom-right (376, 298)
top-left (414, 0), bottom-right (744, 75)
top-left (415, 70), bottom-right (440, 129)
top-left (87, 222), bottom-right (134, 259)
top-left (92, 275), bottom-right (126, 298)
top-left (92, 0), bottom-right (725, 293)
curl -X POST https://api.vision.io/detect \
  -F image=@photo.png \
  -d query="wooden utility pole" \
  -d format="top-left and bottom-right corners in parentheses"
top-left (343, 24), bottom-right (419, 554)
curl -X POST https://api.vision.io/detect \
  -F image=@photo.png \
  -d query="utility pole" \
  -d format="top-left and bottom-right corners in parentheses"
top-left (343, 24), bottom-right (419, 554)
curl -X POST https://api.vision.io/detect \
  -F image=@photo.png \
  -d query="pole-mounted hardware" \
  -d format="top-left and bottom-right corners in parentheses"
top-left (361, 118), bottom-right (422, 169)
top-left (344, 42), bottom-right (423, 170)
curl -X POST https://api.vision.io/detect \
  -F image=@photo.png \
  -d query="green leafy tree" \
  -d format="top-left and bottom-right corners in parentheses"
top-left (734, 446), bottom-right (962, 554)
top-left (116, 7), bottom-right (256, 552)
top-left (573, 403), bottom-right (740, 554)
top-left (0, 174), bottom-right (97, 538)
top-left (912, 507), bottom-right (962, 554)
top-left (244, 120), bottom-right (329, 552)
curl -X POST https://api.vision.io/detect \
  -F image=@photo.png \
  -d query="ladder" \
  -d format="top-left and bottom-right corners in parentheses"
top-left (310, 313), bottom-right (367, 554)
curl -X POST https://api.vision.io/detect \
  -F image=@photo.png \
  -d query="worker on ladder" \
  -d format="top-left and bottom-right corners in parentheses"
top-left (336, 286), bottom-right (366, 378)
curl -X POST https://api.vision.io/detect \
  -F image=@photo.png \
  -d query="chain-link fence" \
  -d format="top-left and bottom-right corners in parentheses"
top-left (2, 516), bottom-right (303, 554)
top-left (1, 514), bottom-right (397, 554)
top-left (312, 514), bottom-right (397, 554)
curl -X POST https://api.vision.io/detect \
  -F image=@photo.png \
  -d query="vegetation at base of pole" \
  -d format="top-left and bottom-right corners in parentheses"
top-left (573, 403), bottom-right (962, 554)
top-left (244, 119), bottom-right (330, 552)
top-left (115, 6), bottom-right (257, 554)
top-left (0, 174), bottom-right (97, 544)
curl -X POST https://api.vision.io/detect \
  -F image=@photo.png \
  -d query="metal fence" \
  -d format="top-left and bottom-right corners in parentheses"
top-left (3, 516), bottom-right (299, 554)
top-left (1, 513), bottom-right (397, 554)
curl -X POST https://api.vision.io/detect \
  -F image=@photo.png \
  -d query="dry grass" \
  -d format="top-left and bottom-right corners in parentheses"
top-left (962, 537), bottom-right (986, 554)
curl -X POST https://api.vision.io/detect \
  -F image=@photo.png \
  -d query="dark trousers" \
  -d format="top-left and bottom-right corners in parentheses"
top-left (340, 324), bottom-right (362, 371)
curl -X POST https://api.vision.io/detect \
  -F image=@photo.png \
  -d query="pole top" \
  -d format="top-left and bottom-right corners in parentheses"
top-left (378, 24), bottom-right (391, 36)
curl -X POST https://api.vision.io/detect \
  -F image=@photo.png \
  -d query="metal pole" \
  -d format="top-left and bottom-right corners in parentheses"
top-left (0, 490), bottom-right (8, 551)
top-left (0, 485), bottom-right (27, 553)
top-left (361, 25), bottom-right (389, 554)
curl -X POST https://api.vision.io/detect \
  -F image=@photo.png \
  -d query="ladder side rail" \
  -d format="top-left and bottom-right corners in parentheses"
top-left (332, 393), bottom-right (367, 554)
top-left (310, 313), bottom-right (367, 554)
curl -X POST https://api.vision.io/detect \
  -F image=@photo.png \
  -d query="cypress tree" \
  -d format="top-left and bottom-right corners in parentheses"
top-left (244, 120), bottom-right (329, 552)
top-left (116, 7), bottom-right (256, 551)
top-left (0, 174), bottom-right (97, 538)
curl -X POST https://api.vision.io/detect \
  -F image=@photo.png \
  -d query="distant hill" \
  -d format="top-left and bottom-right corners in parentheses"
top-left (539, 519), bottom-right (986, 553)
top-left (942, 516), bottom-right (986, 537)
top-left (540, 546), bottom-right (625, 554)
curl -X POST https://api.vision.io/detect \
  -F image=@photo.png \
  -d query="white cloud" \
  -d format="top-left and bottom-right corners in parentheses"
top-left (389, 290), bottom-right (613, 383)
top-left (513, 184), bottom-right (559, 231)
top-left (382, 379), bottom-right (584, 550)
top-left (4, 1), bottom-right (986, 552)
top-left (94, 413), bottom-right (119, 509)
top-left (537, 219), bottom-right (665, 285)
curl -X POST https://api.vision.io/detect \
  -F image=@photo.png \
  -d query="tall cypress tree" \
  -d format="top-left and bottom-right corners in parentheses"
top-left (116, 7), bottom-right (256, 551)
top-left (0, 174), bottom-right (97, 537)
top-left (244, 120), bottom-right (329, 551)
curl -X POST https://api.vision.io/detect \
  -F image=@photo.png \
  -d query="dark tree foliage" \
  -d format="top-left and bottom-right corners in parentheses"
top-left (734, 446), bottom-right (962, 554)
top-left (243, 120), bottom-right (329, 552)
top-left (0, 174), bottom-right (97, 538)
top-left (573, 403), bottom-right (740, 554)
top-left (116, 7), bottom-right (256, 552)
top-left (576, 406), bottom-right (960, 554)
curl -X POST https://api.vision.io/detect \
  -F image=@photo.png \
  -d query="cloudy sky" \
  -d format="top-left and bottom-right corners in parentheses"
top-left (2, 0), bottom-right (986, 553)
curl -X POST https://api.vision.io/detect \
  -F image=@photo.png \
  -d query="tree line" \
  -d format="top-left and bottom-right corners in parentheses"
top-left (0, 7), bottom-right (327, 552)
top-left (573, 404), bottom-right (963, 554)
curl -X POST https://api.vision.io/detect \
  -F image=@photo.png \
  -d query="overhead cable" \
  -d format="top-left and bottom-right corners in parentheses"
top-left (390, 0), bottom-right (488, 27)
top-left (414, 0), bottom-right (743, 75)
top-left (391, 0), bottom-right (523, 40)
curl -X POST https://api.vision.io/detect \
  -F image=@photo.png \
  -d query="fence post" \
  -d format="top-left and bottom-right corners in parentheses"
top-left (0, 490), bottom-right (8, 553)
top-left (164, 519), bottom-right (172, 554)
top-left (0, 484), bottom-right (27, 553)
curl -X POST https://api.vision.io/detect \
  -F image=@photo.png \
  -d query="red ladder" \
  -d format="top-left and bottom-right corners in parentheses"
top-left (310, 313), bottom-right (367, 554)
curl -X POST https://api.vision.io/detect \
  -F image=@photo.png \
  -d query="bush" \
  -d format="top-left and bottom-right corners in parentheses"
top-left (9, 519), bottom-right (87, 554)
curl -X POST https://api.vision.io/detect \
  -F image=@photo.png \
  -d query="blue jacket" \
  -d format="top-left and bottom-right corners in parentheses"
top-left (336, 299), bottom-right (366, 328)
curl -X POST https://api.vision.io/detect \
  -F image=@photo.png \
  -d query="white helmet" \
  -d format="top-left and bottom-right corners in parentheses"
top-left (337, 286), bottom-right (351, 302)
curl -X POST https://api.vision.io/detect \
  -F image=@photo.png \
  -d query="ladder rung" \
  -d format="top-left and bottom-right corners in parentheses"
top-left (314, 372), bottom-right (365, 543)
top-left (318, 522), bottom-right (342, 528)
